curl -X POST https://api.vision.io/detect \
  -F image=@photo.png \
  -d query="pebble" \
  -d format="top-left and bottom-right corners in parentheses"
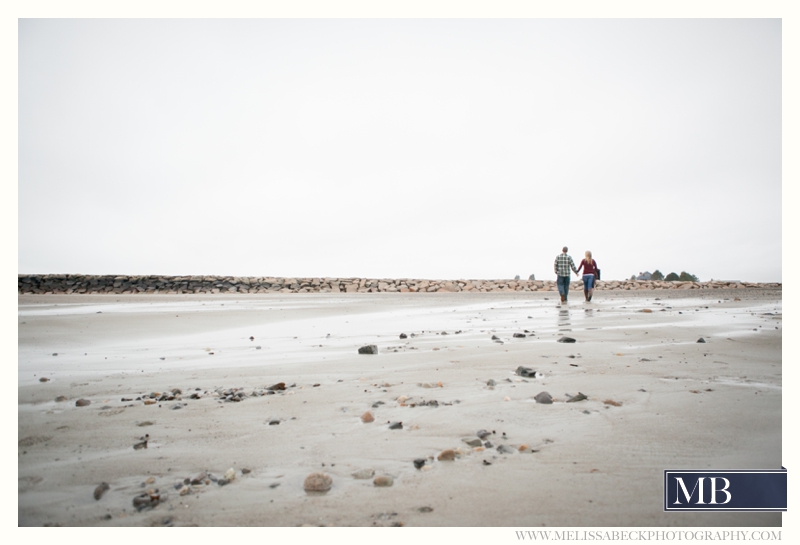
top-left (413, 459), bottom-right (426, 469)
top-left (513, 333), bottom-right (526, 338)
top-left (418, 506), bottom-right (434, 513)
top-left (399, 333), bottom-right (407, 339)
top-left (268, 418), bottom-right (281, 425)
top-left (437, 449), bottom-right (456, 461)
top-left (358, 345), bottom-right (379, 355)
top-left (352, 468), bottom-right (375, 479)
top-left (534, 392), bottom-right (553, 404)
top-left (242, 468), bottom-right (251, 475)
top-left (373, 475), bottom-right (394, 487)
top-left (497, 444), bottom-right (516, 454)
top-left (462, 438), bottom-right (482, 447)
top-left (515, 366), bottom-right (538, 378)
top-left (224, 468), bottom-right (236, 481)
top-left (567, 392), bottom-right (588, 403)
top-left (39, 377), bottom-right (50, 382)
top-left (75, 399), bottom-right (91, 407)
top-left (388, 421), bottom-right (403, 430)
top-left (145, 476), bottom-right (156, 484)
top-left (557, 337), bottom-right (576, 343)
top-left (604, 399), bottom-right (622, 407)
top-left (94, 482), bottom-right (110, 500)
top-left (361, 411), bottom-right (375, 423)
top-left (303, 472), bottom-right (333, 492)
top-left (486, 379), bottom-right (496, 387)
top-left (54, 396), bottom-right (67, 402)
top-left (697, 338), bottom-right (706, 343)
top-left (476, 429), bottom-right (491, 439)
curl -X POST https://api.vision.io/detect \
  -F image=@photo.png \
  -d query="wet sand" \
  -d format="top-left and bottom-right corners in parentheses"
top-left (18, 290), bottom-right (782, 527)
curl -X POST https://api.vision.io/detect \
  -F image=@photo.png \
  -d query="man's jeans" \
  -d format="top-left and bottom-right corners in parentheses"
top-left (557, 276), bottom-right (571, 298)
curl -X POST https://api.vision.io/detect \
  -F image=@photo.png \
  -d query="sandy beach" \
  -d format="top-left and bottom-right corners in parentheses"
top-left (18, 290), bottom-right (782, 527)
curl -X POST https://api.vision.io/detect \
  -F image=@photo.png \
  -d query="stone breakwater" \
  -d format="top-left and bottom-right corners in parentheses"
top-left (17, 274), bottom-right (781, 295)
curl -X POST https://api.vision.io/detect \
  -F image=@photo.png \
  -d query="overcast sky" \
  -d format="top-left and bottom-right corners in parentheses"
top-left (18, 18), bottom-right (782, 282)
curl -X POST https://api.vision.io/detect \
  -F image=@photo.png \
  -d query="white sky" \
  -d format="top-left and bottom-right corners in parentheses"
top-left (17, 17), bottom-right (783, 282)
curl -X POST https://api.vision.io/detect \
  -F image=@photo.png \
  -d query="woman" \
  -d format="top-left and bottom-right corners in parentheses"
top-left (575, 250), bottom-right (599, 302)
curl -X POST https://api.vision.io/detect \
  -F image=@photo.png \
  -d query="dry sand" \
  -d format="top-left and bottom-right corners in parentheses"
top-left (18, 290), bottom-right (782, 527)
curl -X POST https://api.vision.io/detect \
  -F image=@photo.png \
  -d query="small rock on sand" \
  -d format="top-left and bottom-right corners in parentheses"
top-left (497, 444), bottom-right (516, 454)
top-left (476, 429), bottom-right (491, 439)
top-left (224, 468), bottom-right (236, 481)
top-left (352, 468), bottom-right (375, 479)
top-left (399, 333), bottom-right (407, 339)
top-left (39, 377), bottom-right (50, 382)
top-left (438, 449), bottom-right (456, 461)
top-left (557, 337), bottom-right (576, 343)
top-left (534, 392), bottom-right (553, 404)
top-left (373, 475), bottom-right (394, 487)
top-left (303, 472), bottom-right (333, 492)
top-left (567, 392), bottom-right (588, 402)
top-left (388, 421), bottom-right (403, 430)
top-left (413, 459), bottom-right (426, 469)
top-left (515, 366), bottom-right (538, 378)
top-left (358, 345), bottom-right (379, 354)
top-left (462, 438), bottom-right (482, 447)
top-left (75, 399), bottom-right (91, 407)
top-left (361, 411), bottom-right (375, 423)
top-left (697, 338), bottom-right (706, 343)
top-left (604, 399), bottom-right (622, 407)
top-left (54, 396), bottom-right (67, 402)
top-left (94, 482), bottom-right (110, 500)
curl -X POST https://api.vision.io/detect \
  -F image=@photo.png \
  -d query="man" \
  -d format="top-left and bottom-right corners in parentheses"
top-left (554, 246), bottom-right (579, 303)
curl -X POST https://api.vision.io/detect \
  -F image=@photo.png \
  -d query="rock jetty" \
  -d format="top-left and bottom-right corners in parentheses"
top-left (17, 274), bottom-right (780, 295)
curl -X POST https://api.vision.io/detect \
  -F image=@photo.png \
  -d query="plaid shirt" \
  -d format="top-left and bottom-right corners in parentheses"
top-left (554, 253), bottom-right (578, 277)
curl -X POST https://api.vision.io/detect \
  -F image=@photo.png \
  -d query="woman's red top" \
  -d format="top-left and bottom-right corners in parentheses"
top-left (577, 259), bottom-right (598, 276)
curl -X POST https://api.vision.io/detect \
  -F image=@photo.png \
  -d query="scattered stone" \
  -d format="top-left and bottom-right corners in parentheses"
top-left (52, 353), bottom-right (58, 356)
top-left (515, 366), bottom-right (538, 378)
top-left (352, 468), bottom-right (375, 479)
top-left (557, 337), bottom-right (576, 343)
top-left (483, 460), bottom-right (492, 466)
top-left (518, 444), bottom-right (530, 452)
top-left (399, 333), bottom-right (407, 339)
top-left (373, 475), bottom-right (394, 487)
top-left (54, 396), bottom-right (67, 402)
top-left (138, 421), bottom-right (154, 427)
top-left (486, 379), bottom-right (496, 387)
top-left (534, 391), bottom-right (553, 404)
top-left (39, 377), bottom-right (50, 382)
top-left (462, 438), bottom-right (482, 447)
top-left (133, 440), bottom-right (148, 450)
top-left (697, 338), bottom-right (706, 343)
top-left (476, 429), bottom-right (491, 439)
top-left (143, 399), bottom-right (157, 405)
top-left (358, 345), bottom-right (379, 355)
top-left (388, 421), bottom-right (403, 430)
top-left (145, 476), bottom-right (156, 484)
top-left (241, 468), bottom-right (251, 475)
top-left (484, 441), bottom-right (494, 448)
top-left (268, 382), bottom-right (286, 391)
top-left (491, 335), bottom-right (500, 340)
top-left (513, 333), bottom-right (526, 338)
top-left (604, 399), bottom-right (622, 407)
top-left (75, 399), bottom-right (91, 407)
top-left (268, 418), bottom-right (281, 425)
top-left (497, 444), bottom-right (516, 454)
top-left (640, 309), bottom-right (653, 313)
top-left (94, 482), bottom-right (110, 500)
top-left (361, 411), bottom-right (375, 423)
top-left (303, 472), bottom-right (333, 492)
top-left (413, 459), bottom-right (426, 469)
top-left (223, 468), bottom-right (235, 481)
top-left (567, 392), bottom-right (588, 403)
top-left (418, 506), bottom-right (434, 513)
top-left (437, 449), bottom-right (456, 461)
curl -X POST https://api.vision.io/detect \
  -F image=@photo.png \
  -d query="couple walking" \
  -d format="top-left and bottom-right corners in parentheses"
top-left (554, 246), bottom-right (599, 303)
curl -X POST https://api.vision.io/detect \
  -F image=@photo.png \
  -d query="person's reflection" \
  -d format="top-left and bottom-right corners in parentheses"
top-left (558, 307), bottom-right (571, 331)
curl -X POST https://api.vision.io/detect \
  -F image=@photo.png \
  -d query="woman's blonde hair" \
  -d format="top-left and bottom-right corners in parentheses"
top-left (585, 250), bottom-right (592, 263)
